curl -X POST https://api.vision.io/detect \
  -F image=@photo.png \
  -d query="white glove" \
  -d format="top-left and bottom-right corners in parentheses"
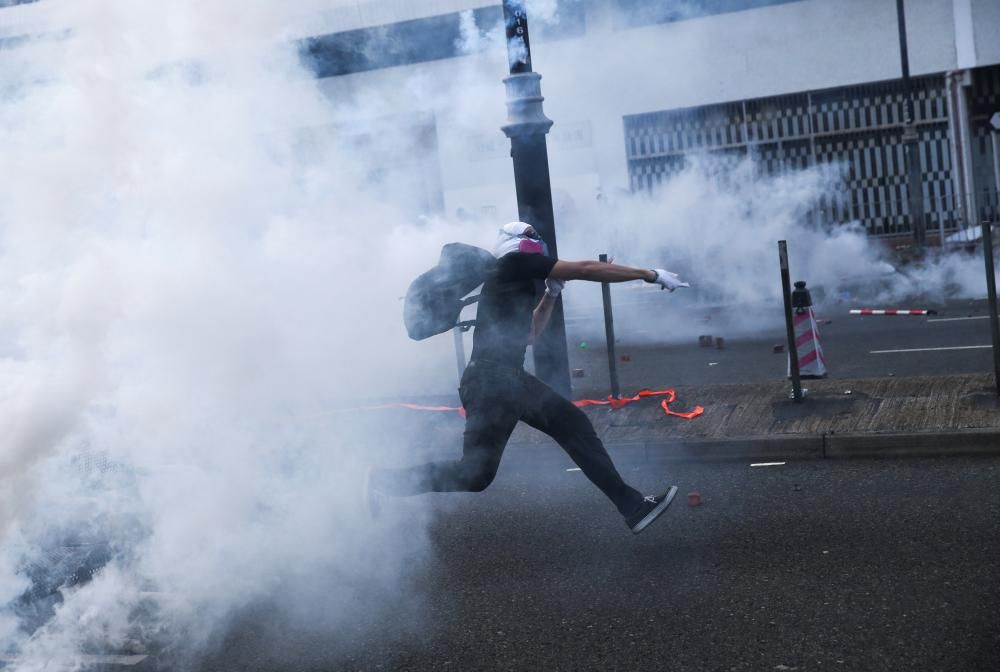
top-left (544, 278), bottom-right (565, 297)
top-left (649, 269), bottom-right (690, 292)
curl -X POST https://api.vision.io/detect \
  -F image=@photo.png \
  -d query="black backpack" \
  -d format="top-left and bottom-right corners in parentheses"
top-left (404, 243), bottom-right (497, 340)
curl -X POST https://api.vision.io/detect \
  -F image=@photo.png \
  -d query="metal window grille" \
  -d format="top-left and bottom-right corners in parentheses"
top-left (622, 73), bottom-right (976, 238)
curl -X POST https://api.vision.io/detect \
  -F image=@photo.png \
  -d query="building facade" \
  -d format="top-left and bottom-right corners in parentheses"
top-left (3, 0), bottom-right (999, 241)
top-left (303, 0), bottom-right (1000, 242)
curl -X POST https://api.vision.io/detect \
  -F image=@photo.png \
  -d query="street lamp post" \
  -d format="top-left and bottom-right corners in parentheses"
top-left (896, 0), bottom-right (926, 248)
top-left (991, 112), bottom-right (1000, 210)
top-left (500, 0), bottom-right (571, 397)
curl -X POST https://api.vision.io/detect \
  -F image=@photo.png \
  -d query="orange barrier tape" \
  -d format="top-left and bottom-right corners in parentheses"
top-left (574, 388), bottom-right (666, 408)
top-left (660, 398), bottom-right (705, 420)
top-left (389, 388), bottom-right (702, 420)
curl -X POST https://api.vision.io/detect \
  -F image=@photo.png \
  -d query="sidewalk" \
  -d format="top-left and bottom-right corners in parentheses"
top-left (504, 373), bottom-right (1000, 461)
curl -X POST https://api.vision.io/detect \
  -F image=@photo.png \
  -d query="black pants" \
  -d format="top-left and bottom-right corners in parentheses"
top-left (373, 360), bottom-right (644, 517)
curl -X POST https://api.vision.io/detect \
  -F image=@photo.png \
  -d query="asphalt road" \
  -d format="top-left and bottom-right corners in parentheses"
top-left (562, 295), bottom-right (997, 392)
top-left (198, 455), bottom-right (1000, 672)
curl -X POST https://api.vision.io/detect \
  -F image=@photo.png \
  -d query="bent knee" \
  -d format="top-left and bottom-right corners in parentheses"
top-left (464, 471), bottom-right (496, 492)
top-left (459, 462), bottom-right (498, 492)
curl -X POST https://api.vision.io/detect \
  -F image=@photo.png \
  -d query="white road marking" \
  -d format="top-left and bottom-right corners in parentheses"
top-left (0, 655), bottom-right (149, 667)
top-left (927, 315), bottom-right (990, 323)
top-left (870, 345), bottom-right (993, 354)
top-left (927, 315), bottom-right (990, 322)
top-left (566, 468), bottom-right (581, 472)
top-left (750, 462), bottom-right (786, 467)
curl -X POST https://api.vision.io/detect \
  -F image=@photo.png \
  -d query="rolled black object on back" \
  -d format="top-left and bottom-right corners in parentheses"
top-left (404, 243), bottom-right (496, 340)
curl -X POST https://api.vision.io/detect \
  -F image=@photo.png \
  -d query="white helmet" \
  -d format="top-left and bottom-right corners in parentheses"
top-left (492, 221), bottom-right (548, 258)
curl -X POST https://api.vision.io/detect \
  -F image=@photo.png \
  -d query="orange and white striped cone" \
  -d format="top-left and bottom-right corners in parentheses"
top-left (789, 306), bottom-right (827, 379)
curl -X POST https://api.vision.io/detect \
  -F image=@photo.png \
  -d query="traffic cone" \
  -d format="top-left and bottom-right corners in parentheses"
top-left (788, 281), bottom-right (827, 379)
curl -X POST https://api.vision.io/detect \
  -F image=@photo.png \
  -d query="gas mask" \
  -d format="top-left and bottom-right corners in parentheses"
top-left (492, 221), bottom-right (549, 258)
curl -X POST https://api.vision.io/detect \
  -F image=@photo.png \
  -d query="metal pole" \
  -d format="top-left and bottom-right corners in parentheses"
top-left (598, 253), bottom-right (620, 400)
top-left (992, 130), bottom-right (1000, 205)
top-left (939, 198), bottom-right (946, 250)
top-left (779, 241), bottom-right (802, 402)
top-left (980, 221), bottom-right (1000, 396)
top-left (501, 0), bottom-right (571, 397)
top-left (503, 0), bottom-right (532, 74)
top-left (453, 326), bottom-right (467, 379)
top-left (896, 0), bottom-right (926, 248)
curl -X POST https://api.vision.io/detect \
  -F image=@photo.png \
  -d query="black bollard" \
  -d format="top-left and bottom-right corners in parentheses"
top-left (599, 253), bottom-right (620, 400)
top-left (981, 221), bottom-right (1000, 396)
top-left (779, 241), bottom-right (802, 402)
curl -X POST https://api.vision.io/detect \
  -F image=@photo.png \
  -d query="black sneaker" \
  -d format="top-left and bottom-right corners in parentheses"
top-left (625, 486), bottom-right (678, 534)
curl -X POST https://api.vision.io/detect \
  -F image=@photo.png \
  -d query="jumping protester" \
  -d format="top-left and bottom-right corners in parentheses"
top-left (370, 222), bottom-right (690, 534)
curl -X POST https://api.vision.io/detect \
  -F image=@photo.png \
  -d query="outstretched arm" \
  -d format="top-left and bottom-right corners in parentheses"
top-left (548, 260), bottom-right (693, 292)
top-left (548, 259), bottom-right (655, 283)
top-left (531, 261), bottom-right (690, 340)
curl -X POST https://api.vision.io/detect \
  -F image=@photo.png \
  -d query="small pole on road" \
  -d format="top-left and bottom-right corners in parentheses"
top-left (599, 253), bottom-right (621, 400)
top-left (980, 221), bottom-right (1000, 396)
top-left (779, 241), bottom-right (803, 403)
top-left (453, 325), bottom-right (467, 379)
top-left (990, 113), bottom-right (1000, 208)
top-left (896, 0), bottom-right (926, 249)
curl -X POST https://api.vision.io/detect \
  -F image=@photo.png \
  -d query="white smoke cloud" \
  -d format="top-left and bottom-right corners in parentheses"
top-left (455, 0), bottom-right (568, 60)
top-left (0, 0), bottom-right (993, 668)
top-left (0, 1), bottom-right (467, 668)
top-left (455, 9), bottom-right (489, 57)
top-left (559, 158), bottom-right (862, 296)
top-left (555, 155), bottom-right (990, 343)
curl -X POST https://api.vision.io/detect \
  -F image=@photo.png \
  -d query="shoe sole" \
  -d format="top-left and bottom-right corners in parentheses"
top-left (630, 485), bottom-right (678, 534)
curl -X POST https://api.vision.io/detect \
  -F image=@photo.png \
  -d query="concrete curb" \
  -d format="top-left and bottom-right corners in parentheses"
top-left (506, 428), bottom-right (1000, 464)
top-left (823, 427), bottom-right (1000, 459)
top-left (644, 434), bottom-right (823, 461)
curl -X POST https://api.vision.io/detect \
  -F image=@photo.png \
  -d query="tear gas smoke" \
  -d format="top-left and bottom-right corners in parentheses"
top-left (553, 158), bottom-right (881, 342)
top-left (555, 155), bottom-right (992, 344)
top-left (0, 0), bottom-right (992, 668)
top-left (0, 1), bottom-right (474, 668)
top-left (449, 2), bottom-right (991, 346)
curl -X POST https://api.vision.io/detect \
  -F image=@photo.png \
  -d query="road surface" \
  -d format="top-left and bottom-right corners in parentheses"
top-left (197, 455), bottom-right (1000, 672)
